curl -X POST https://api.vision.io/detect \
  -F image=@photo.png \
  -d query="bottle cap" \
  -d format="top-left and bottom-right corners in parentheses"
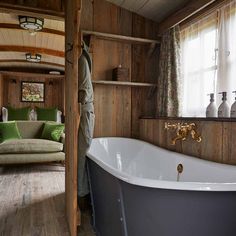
top-left (219, 92), bottom-right (227, 101)
top-left (207, 93), bottom-right (214, 102)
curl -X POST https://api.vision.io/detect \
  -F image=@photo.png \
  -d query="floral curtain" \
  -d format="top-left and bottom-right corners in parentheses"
top-left (156, 26), bottom-right (181, 117)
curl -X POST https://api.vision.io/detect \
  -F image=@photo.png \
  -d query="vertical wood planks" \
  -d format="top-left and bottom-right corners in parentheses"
top-left (1, 75), bottom-right (64, 111)
top-left (131, 14), bottom-right (158, 138)
top-left (81, 0), bottom-right (93, 31)
top-left (0, 74), bottom-right (3, 113)
top-left (139, 118), bottom-right (236, 165)
top-left (0, 0), bottom-right (64, 12)
top-left (79, 0), bottom-right (159, 139)
top-left (65, 0), bottom-right (81, 235)
top-left (93, 0), bottom-right (132, 138)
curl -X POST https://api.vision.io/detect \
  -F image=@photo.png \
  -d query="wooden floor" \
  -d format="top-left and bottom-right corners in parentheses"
top-left (0, 165), bottom-right (95, 236)
top-left (0, 165), bottom-right (69, 236)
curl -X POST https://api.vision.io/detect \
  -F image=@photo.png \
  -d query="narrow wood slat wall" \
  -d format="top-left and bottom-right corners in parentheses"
top-left (0, 74), bottom-right (3, 112)
top-left (81, 0), bottom-right (159, 138)
top-left (131, 14), bottom-right (159, 138)
top-left (1, 75), bottom-right (65, 113)
top-left (140, 118), bottom-right (236, 165)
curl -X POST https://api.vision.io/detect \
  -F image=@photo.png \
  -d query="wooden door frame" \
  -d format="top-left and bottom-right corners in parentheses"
top-left (65, 0), bottom-right (82, 235)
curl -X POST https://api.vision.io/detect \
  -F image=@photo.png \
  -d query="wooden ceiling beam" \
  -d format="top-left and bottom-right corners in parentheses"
top-left (0, 23), bottom-right (65, 36)
top-left (0, 2), bottom-right (64, 21)
top-left (0, 71), bottom-right (65, 78)
top-left (158, 0), bottom-right (217, 34)
top-left (0, 45), bottom-right (64, 57)
top-left (0, 59), bottom-right (65, 68)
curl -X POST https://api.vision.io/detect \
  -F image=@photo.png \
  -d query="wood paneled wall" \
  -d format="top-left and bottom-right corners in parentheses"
top-left (140, 118), bottom-right (236, 165)
top-left (0, 0), bottom-right (64, 15)
top-left (81, 0), bottom-right (159, 138)
top-left (0, 74), bottom-right (3, 113)
top-left (1, 73), bottom-right (65, 112)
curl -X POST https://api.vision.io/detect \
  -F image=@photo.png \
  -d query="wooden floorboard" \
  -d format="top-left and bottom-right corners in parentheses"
top-left (0, 165), bottom-right (70, 236)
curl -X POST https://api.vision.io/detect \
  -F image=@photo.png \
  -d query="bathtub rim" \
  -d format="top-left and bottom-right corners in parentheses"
top-left (87, 137), bottom-right (236, 192)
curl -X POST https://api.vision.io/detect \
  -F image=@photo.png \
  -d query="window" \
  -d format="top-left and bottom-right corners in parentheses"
top-left (180, 0), bottom-right (236, 117)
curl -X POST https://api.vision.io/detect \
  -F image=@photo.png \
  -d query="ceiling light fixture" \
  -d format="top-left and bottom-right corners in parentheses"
top-left (25, 53), bottom-right (42, 63)
top-left (19, 16), bottom-right (44, 36)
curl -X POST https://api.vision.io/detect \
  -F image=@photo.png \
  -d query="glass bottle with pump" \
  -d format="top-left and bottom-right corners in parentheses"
top-left (230, 91), bottom-right (236, 118)
top-left (206, 93), bottom-right (217, 118)
top-left (218, 92), bottom-right (230, 118)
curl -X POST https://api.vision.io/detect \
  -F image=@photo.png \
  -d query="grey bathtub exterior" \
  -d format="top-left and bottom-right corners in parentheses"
top-left (87, 159), bottom-right (236, 236)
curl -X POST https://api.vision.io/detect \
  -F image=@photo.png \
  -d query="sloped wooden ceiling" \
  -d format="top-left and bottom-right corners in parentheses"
top-left (107, 0), bottom-right (192, 22)
top-left (0, 13), bottom-right (65, 73)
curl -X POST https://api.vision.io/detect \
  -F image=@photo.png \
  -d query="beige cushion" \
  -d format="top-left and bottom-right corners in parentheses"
top-left (0, 152), bottom-right (65, 164)
top-left (0, 139), bottom-right (63, 154)
top-left (16, 121), bottom-right (45, 139)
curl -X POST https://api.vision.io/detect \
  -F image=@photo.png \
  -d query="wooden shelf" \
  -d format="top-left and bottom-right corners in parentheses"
top-left (92, 80), bottom-right (156, 87)
top-left (82, 30), bottom-right (160, 45)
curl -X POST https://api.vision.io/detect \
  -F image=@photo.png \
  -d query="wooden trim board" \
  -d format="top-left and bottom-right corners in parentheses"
top-left (158, 0), bottom-right (217, 34)
top-left (0, 45), bottom-right (64, 57)
top-left (82, 30), bottom-right (160, 44)
top-left (92, 80), bottom-right (156, 87)
top-left (0, 2), bottom-right (64, 21)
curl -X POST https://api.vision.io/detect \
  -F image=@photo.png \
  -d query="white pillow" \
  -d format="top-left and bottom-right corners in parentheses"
top-left (29, 109), bottom-right (37, 121)
top-left (2, 107), bottom-right (8, 122)
top-left (57, 110), bottom-right (62, 123)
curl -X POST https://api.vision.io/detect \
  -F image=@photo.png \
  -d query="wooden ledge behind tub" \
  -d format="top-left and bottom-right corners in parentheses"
top-left (139, 117), bottom-right (236, 165)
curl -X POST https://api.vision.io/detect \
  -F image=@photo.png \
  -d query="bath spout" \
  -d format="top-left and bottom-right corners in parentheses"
top-left (171, 128), bottom-right (188, 145)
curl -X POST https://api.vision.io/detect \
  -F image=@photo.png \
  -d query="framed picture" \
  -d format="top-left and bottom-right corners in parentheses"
top-left (21, 81), bottom-right (45, 102)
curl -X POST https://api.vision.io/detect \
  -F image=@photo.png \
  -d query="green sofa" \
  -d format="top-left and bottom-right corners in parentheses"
top-left (0, 121), bottom-right (65, 164)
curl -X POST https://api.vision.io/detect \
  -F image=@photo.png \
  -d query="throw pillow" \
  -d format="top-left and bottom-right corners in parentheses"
top-left (7, 106), bottom-right (30, 121)
top-left (0, 121), bottom-right (22, 143)
top-left (36, 107), bottom-right (58, 121)
top-left (41, 122), bottom-right (65, 142)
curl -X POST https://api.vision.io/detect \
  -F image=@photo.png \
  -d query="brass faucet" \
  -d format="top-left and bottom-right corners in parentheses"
top-left (164, 122), bottom-right (202, 145)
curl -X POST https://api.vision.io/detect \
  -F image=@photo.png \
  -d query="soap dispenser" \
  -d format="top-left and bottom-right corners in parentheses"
top-left (218, 92), bottom-right (230, 118)
top-left (230, 91), bottom-right (236, 118)
top-left (206, 93), bottom-right (217, 117)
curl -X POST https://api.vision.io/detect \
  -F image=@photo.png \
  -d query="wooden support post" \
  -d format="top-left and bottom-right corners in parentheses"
top-left (65, 0), bottom-right (82, 236)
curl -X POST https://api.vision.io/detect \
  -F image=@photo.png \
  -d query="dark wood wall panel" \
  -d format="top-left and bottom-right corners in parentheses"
top-left (131, 14), bottom-right (159, 138)
top-left (139, 118), bottom-right (236, 165)
top-left (2, 74), bottom-right (65, 113)
top-left (81, 0), bottom-right (159, 138)
top-left (0, 74), bottom-right (3, 114)
top-left (92, 0), bottom-right (133, 137)
top-left (0, 0), bottom-right (64, 13)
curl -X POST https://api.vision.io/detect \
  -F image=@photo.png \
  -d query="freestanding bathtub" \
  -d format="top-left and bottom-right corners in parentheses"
top-left (87, 137), bottom-right (236, 236)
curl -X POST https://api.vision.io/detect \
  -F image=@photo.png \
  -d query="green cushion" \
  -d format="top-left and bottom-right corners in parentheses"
top-left (36, 107), bottom-right (58, 121)
top-left (41, 122), bottom-right (65, 142)
top-left (7, 106), bottom-right (30, 121)
top-left (0, 121), bottom-right (21, 143)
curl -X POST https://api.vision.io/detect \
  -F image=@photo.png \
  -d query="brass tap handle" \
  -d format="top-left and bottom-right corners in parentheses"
top-left (164, 122), bottom-right (181, 130)
top-left (190, 129), bottom-right (202, 143)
